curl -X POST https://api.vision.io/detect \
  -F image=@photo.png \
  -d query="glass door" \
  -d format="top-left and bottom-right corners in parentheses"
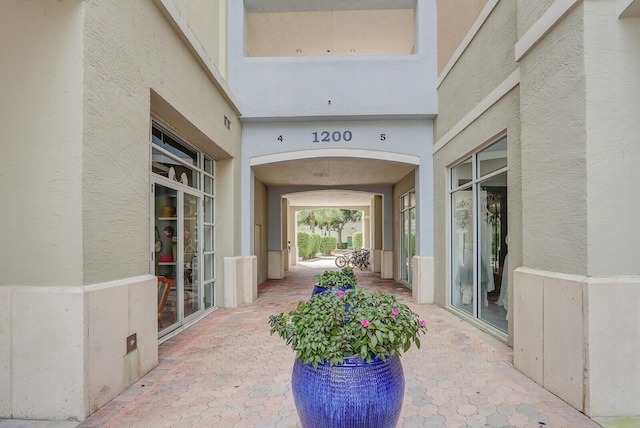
top-left (154, 183), bottom-right (202, 334)
top-left (400, 190), bottom-right (416, 284)
top-left (155, 183), bottom-right (180, 333)
top-left (182, 191), bottom-right (201, 319)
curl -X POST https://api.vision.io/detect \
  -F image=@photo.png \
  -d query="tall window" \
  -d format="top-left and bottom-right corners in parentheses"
top-left (151, 123), bottom-right (216, 336)
top-left (450, 138), bottom-right (508, 333)
top-left (400, 190), bottom-right (416, 284)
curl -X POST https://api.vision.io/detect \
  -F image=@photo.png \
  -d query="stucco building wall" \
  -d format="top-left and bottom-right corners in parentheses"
top-left (433, 0), bottom-right (521, 339)
top-left (0, 0), bottom-right (241, 420)
top-left (519, 5), bottom-right (587, 276)
top-left (435, 0), bottom-right (640, 417)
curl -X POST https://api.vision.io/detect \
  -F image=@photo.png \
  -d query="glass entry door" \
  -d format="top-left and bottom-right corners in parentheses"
top-left (154, 183), bottom-right (201, 334)
top-left (400, 190), bottom-right (416, 284)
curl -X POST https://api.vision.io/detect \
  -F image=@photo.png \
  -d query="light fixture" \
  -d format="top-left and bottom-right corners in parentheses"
top-left (296, 49), bottom-right (302, 54)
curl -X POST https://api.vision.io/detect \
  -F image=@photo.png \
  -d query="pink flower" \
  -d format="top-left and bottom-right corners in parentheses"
top-left (419, 320), bottom-right (426, 327)
top-left (337, 291), bottom-right (345, 297)
top-left (391, 309), bottom-right (399, 316)
top-left (361, 319), bottom-right (370, 328)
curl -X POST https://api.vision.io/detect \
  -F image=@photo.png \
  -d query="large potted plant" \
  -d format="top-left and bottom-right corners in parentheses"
top-left (269, 285), bottom-right (427, 428)
top-left (311, 266), bottom-right (358, 296)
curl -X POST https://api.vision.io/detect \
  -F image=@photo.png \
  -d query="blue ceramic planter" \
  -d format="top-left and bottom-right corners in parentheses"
top-left (311, 284), bottom-right (354, 297)
top-left (291, 355), bottom-right (405, 428)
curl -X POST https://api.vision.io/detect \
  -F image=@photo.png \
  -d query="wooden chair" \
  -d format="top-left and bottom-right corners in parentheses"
top-left (157, 276), bottom-right (175, 328)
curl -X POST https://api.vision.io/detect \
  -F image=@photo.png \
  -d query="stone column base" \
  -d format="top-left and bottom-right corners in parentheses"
top-left (411, 256), bottom-right (434, 303)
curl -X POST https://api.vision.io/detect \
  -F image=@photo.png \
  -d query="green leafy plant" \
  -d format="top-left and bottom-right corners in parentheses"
top-left (319, 236), bottom-right (337, 255)
top-left (352, 231), bottom-right (363, 250)
top-left (269, 287), bottom-right (427, 368)
top-left (312, 267), bottom-right (358, 289)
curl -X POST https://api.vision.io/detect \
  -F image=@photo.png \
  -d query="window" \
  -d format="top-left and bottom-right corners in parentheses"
top-left (450, 138), bottom-right (508, 333)
top-left (400, 190), bottom-right (416, 284)
top-left (151, 123), bottom-right (216, 336)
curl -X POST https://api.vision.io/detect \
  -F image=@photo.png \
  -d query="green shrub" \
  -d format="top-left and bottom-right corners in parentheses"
top-left (297, 232), bottom-right (312, 259)
top-left (352, 232), bottom-right (363, 250)
top-left (309, 233), bottom-right (322, 257)
top-left (313, 267), bottom-right (357, 288)
top-left (320, 236), bottom-right (337, 255)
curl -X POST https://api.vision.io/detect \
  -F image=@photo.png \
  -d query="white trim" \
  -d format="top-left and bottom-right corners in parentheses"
top-left (515, 0), bottom-right (582, 62)
top-left (437, 0), bottom-right (500, 88)
top-left (250, 148), bottom-right (420, 166)
top-left (153, 0), bottom-right (242, 113)
top-left (433, 69), bottom-right (520, 154)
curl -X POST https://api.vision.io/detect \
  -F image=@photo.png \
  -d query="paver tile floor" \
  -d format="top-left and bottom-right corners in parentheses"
top-left (76, 261), bottom-right (600, 428)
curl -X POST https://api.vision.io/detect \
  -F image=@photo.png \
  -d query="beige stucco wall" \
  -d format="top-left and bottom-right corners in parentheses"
top-left (82, 0), bottom-right (240, 285)
top-left (433, 0), bottom-right (521, 346)
top-left (1, 0), bottom-right (85, 287)
top-left (173, 0), bottom-right (227, 79)
top-left (519, 4), bottom-right (587, 275)
top-left (584, 0), bottom-right (640, 276)
top-left (254, 178), bottom-right (268, 284)
top-left (514, 0), bottom-right (640, 417)
top-left (516, 0), bottom-right (555, 38)
top-left (436, 0), bottom-right (488, 74)
top-left (1, 0), bottom-right (241, 420)
top-left (435, 0), bottom-right (517, 142)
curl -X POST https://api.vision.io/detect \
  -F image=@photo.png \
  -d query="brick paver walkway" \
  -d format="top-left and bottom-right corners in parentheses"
top-left (79, 262), bottom-right (600, 428)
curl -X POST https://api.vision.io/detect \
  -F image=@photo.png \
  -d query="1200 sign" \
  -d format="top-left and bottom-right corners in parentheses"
top-left (312, 131), bottom-right (353, 143)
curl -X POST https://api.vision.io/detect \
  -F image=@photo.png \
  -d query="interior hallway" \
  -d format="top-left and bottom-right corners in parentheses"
top-left (73, 261), bottom-right (599, 428)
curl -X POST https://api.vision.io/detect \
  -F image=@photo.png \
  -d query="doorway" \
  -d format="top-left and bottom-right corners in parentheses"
top-left (154, 183), bottom-right (202, 334)
top-left (400, 190), bottom-right (416, 284)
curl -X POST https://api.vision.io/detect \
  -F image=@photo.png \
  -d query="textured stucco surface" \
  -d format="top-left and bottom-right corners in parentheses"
top-left (81, 0), bottom-right (240, 285)
top-left (584, 0), bottom-right (640, 275)
top-left (433, 0), bottom-right (521, 346)
top-left (516, 0), bottom-right (554, 39)
top-left (437, 0), bottom-right (488, 74)
top-left (1, 0), bottom-right (85, 287)
top-left (519, 5), bottom-right (587, 275)
top-left (435, 0), bottom-right (517, 142)
top-left (173, 0), bottom-right (226, 78)
top-left (1, 0), bottom-right (241, 421)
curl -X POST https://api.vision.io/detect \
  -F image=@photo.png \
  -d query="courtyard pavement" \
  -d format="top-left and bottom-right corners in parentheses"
top-left (3, 258), bottom-right (606, 427)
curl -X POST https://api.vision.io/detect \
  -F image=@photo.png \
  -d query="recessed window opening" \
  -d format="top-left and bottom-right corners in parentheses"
top-left (246, 8), bottom-right (415, 57)
top-left (450, 137), bottom-right (508, 333)
top-left (151, 122), bottom-right (216, 337)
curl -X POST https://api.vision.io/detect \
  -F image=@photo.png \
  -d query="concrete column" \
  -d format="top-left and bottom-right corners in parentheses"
top-left (268, 250), bottom-right (284, 279)
top-left (380, 250), bottom-right (394, 279)
top-left (224, 256), bottom-right (258, 307)
top-left (411, 256), bottom-right (434, 303)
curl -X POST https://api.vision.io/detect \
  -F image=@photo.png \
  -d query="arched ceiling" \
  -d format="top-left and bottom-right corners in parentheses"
top-left (252, 157), bottom-right (414, 207)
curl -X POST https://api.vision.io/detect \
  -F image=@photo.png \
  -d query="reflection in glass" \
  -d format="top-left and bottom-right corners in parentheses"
top-left (478, 173), bottom-right (508, 332)
top-left (451, 158), bottom-right (472, 188)
top-left (451, 189), bottom-right (474, 315)
top-left (478, 138), bottom-right (507, 177)
top-left (155, 184), bottom-right (179, 332)
top-left (183, 193), bottom-right (200, 318)
top-left (152, 126), bottom-right (198, 166)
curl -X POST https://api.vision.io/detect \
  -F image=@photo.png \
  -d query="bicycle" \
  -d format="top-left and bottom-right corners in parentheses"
top-left (335, 248), bottom-right (370, 270)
